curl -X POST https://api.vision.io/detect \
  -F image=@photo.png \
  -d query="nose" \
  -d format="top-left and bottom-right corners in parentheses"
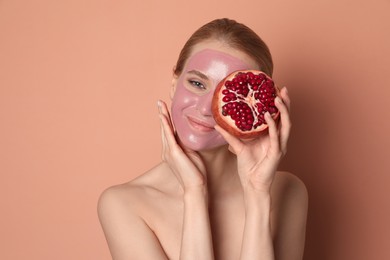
top-left (197, 91), bottom-right (214, 116)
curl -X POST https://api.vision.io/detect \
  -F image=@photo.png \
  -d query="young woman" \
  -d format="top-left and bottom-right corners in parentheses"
top-left (98, 18), bottom-right (308, 260)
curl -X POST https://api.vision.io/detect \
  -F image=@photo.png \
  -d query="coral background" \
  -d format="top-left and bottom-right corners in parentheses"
top-left (1, 0), bottom-right (389, 259)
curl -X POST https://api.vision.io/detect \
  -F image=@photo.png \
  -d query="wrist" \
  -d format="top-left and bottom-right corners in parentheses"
top-left (244, 189), bottom-right (272, 211)
top-left (184, 185), bottom-right (208, 202)
top-left (241, 172), bottom-right (274, 194)
top-left (184, 184), bottom-right (207, 195)
top-left (243, 183), bottom-right (271, 198)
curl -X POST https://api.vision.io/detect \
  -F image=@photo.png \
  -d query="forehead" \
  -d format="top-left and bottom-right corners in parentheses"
top-left (184, 49), bottom-right (254, 82)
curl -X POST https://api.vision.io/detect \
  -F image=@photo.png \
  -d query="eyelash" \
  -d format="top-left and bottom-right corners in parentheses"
top-left (188, 80), bottom-right (205, 90)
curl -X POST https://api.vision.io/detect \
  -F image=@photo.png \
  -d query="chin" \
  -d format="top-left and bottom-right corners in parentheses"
top-left (179, 135), bottom-right (227, 152)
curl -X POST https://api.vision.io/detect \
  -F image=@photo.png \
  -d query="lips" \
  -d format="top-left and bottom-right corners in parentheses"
top-left (186, 116), bottom-right (215, 132)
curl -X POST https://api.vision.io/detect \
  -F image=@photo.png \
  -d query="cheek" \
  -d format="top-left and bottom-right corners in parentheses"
top-left (171, 79), bottom-right (199, 114)
top-left (170, 80), bottom-right (228, 151)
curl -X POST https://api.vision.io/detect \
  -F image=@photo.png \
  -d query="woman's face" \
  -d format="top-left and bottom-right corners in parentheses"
top-left (171, 42), bottom-right (258, 151)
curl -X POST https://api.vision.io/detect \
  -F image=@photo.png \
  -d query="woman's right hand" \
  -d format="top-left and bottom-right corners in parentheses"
top-left (158, 100), bottom-right (207, 192)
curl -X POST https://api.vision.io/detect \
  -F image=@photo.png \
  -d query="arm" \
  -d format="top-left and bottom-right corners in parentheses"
top-left (240, 190), bottom-right (274, 259)
top-left (98, 101), bottom-right (214, 260)
top-left (215, 114), bottom-right (277, 259)
top-left (180, 187), bottom-right (214, 259)
top-left (216, 87), bottom-right (307, 259)
top-left (158, 100), bottom-right (214, 260)
top-left (239, 173), bottom-right (308, 260)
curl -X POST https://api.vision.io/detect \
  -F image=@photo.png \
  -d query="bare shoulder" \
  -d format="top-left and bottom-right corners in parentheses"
top-left (270, 171), bottom-right (308, 260)
top-left (271, 171), bottom-right (308, 207)
top-left (97, 163), bottom-right (175, 259)
top-left (98, 162), bottom-right (178, 226)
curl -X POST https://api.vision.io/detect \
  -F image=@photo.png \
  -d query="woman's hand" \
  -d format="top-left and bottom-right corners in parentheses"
top-left (158, 100), bottom-right (207, 192)
top-left (215, 87), bottom-right (291, 194)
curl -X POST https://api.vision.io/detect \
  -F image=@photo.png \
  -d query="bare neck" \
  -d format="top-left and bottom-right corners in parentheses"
top-left (197, 146), bottom-right (241, 198)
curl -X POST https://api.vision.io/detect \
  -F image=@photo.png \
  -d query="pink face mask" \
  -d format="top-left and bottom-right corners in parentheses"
top-left (171, 49), bottom-right (253, 151)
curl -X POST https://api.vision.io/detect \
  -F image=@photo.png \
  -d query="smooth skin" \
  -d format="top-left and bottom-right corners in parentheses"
top-left (98, 40), bottom-right (308, 260)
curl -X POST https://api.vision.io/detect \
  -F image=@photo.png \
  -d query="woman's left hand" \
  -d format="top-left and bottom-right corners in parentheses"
top-left (215, 87), bottom-right (291, 194)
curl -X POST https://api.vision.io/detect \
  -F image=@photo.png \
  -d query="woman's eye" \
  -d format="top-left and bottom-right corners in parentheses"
top-left (189, 80), bottom-right (205, 89)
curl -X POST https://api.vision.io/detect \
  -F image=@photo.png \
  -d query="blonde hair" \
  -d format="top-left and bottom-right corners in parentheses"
top-left (174, 18), bottom-right (273, 77)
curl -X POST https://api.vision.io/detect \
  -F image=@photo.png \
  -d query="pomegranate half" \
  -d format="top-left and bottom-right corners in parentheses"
top-left (212, 70), bottom-right (280, 138)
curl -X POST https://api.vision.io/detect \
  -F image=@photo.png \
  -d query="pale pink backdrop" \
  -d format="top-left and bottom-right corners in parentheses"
top-left (1, 0), bottom-right (389, 259)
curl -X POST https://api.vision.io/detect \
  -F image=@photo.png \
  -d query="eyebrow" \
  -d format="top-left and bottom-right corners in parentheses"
top-left (187, 70), bottom-right (208, 80)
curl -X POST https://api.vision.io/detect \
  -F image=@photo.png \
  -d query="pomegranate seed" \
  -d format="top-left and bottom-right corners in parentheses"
top-left (223, 96), bottom-right (231, 102)
top-left (269, 107), bottom-right (278, 114)
top-left (227, 93), bottom-right (236, 98)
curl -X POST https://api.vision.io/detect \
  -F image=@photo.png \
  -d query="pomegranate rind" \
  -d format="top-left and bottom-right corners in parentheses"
top-left (212, 70), bottom-right (280, 139)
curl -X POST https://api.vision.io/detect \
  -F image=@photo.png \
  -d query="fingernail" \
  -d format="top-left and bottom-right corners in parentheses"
top-left (275, 96), bottom-right (282, 103)
top-left (283, 86), bottom-right (288, 94)
top-left (157, 100), bottom-right (162, 112)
